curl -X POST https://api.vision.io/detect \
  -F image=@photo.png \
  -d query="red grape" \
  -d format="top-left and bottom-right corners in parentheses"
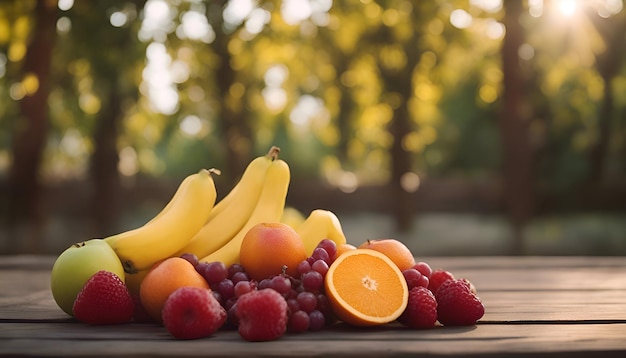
top-left (288, 310), bottom-right (310, 333)
top-left (311, 247), bottom-right (330, 264)
top-left (301, 270), bottom-right (324, 292)
top-left (417, 274), bottom-right (429, 288)
top-left (315, 293), bottom-right (331, 316)
top-left (402, 268), bottom-right (423, 290)
top-left (234, 280), bottom-right (256, 298)
top-left (215, 278), bottom-right (235, 301)
top-left (308, 310), bottom-right (325, 331)
top-left (287, 298), bottom-right (300, 313)
top-left (180, 253), bottom-right (199, 267)
top-left (296, 291), bottom-right (317, 313)
top-left (226, 300), bottom-right (239, 327)
top-left (257, 278), bottom-right (272, 290)
top-left (199, 261), bottom-right (228, 284)
top-left (316, 239), bottom-right (337, 262)
top-left (270, 275), bottom-right (292, 297)
top-left (231, 271), bottom-right (250, 284)
top-left (228, 263), bottom-right (246, 277)
top-left (297, 260), bottom-right (312, 276)
top-left (311, 259), bottom-right (329, 277)
top-left (413, 261), bottom-right (433, 278)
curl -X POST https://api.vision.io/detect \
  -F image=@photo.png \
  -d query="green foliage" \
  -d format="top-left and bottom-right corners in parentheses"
top-left (1, 0), bottom-right (624, 200)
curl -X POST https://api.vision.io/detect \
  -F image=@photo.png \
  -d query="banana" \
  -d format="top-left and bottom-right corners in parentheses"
top-left (199, 156), bottom-right (290, 267)
top-left (202, 147), bottom-right (278, 224)
top-left (296, 209), bottom-right (347, 256)
top-left (281, 206), bottom-right (306, 229)
top-left (124, 268), bottom-right (151, 297)
top-left (174, 147), bottom-right (278, 258)
top-left (144, 168), bottom-right (220, 225)
top-left (106, 168), bottom-right (218, 273)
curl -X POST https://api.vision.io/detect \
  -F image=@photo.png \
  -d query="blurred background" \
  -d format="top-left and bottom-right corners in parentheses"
top-left (0, 0), bottom-right (625, 256)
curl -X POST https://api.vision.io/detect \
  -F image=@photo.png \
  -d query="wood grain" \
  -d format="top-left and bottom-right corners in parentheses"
top-left (1, 255), bottom-right (626, 357)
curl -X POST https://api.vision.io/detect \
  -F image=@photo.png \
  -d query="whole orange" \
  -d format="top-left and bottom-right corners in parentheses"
top-left (357, 239), bottom-right (415, 271)
top-left (336, 243), bottom-right (357, 258)
top-left (139, 257), bottom-right (209, 322)
top-left (239, 222), bottom-right (307, 281)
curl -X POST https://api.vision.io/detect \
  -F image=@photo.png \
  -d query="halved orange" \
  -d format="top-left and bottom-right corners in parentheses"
top-left (324, 249), bottom-right (409, 326)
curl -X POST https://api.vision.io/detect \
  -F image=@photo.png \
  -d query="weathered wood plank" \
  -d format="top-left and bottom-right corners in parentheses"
top-left (480, 290), bottom-right (626, 321)
top-left (1, 323), bottom-right (626, 357)
top-left (1, 255), bottom-right (626, 357)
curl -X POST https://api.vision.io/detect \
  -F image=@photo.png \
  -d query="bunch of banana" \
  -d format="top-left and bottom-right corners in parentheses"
top-left (197, 152), bottom-right (290, 267)
top-left (105, 145), bottom-right (347, 280)
top-left (173, 147), bottom-right (279, 259)
top-left (295, 209), bottom-right (347, 255)
top-left (104, 168), bottom-right (219, 274)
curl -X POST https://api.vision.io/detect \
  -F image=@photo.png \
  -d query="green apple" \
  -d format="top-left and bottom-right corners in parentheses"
top-left (50, 238), bottom-right (125, 316)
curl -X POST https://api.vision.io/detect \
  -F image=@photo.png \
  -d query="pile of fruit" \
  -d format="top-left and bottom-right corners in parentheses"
top-left (50, 146), bottom-right (485, 341)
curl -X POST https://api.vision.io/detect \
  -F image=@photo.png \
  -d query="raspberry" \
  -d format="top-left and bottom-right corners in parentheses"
top-left (161, 287), bottom-right (226, 339)
top-left (72, 270), bottom-right (134, 325)
top-left (235, 288), bottom-right (288, 341)
top-left (435, 278), bottom-right (484, 326)
top-left (398, 286), bottom-right (438, 329)
top-left (428, 269), bottom-right (455, 294)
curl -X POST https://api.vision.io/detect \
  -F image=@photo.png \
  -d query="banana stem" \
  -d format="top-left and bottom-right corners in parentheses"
top-left (198, 168), bottom-right (221, 176)
top-left (267, 146), bottom-right (281, 161)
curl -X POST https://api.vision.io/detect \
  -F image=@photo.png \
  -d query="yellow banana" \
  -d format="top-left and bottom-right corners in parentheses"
top-left (124, 268), bottom-right (151, 297)
top-left (175, 148), bottom-right (278, 258)
top-left (296, 209), bottom-right (347, 256)
top-left (281, 206), bottom-right (306, 229)
top-left (199, 157), bottom-right (290, 267)
top-left (144, 168), bottom-right (220, 225)
top-left (106, 168), bottom-right (218, 273)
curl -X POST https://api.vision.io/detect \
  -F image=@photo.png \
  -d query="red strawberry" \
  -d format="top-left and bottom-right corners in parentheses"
top-left (435, 278), bottom-right (484, 326)
top-left (398, 286), bottom-right (438, 329)
top-left (428, 269), bottom-right (455, 294)
top-left (161, 287), bottom-right (226, 340)
top-left (72, 270), bottom-right (134, 324)
top-left (235, 288), bottom-right (288, 341)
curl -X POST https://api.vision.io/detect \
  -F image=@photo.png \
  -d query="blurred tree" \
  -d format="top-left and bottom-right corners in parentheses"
top-left (586, 7), bottom-right (626, 184)
top-left (373, 1), bottom-right (430, 231)
top-left (67, 0), bottom-right (147, 236)
top-left (1, 0), bottom-right (625, 254)
top-left (500, 0), bottom-right (534, 253)
top-left (209, 0), bottom-right (254, 178)
top-left (5, 0), bottom-right (57, 252)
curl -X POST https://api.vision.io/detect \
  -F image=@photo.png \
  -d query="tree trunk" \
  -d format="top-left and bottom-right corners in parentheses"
top-left (388, 97), bottom-right (414, 232)
top-left (210, 1), bottom-right (252, 181)
top-left (374, 21), bottom-right (423, 233)
top-left (500, 0), bottom-right (534, 254)
top-left (335, 56), bottom-right (354, 165)
top-left (5, 0), bottom-right (57, 253)
top-left (379, 50), bottom-right (418, 232)
top-left (586, 10), bottom-right (626, 184)
top-left (90, 86), bottom-right (122, 237)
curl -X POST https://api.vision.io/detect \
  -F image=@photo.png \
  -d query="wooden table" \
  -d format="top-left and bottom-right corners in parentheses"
top-left (1, 255), bottom-right (625, 357)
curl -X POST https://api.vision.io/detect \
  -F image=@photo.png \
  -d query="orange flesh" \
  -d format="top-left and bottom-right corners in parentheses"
top-left (326, 249), bottom-right (408, 325)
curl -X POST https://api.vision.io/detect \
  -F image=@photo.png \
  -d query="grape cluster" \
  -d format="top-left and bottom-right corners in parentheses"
top-left (402, 261), bottom-right (433, 290)
top-left (180, 238), bottom-right (339, 333)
